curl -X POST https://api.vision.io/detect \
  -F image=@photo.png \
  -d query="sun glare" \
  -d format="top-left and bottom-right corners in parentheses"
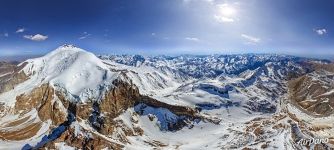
top-left (218, 4), bottom-right (236, 17)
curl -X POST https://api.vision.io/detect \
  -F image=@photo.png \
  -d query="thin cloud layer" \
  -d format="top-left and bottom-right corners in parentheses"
top-left (214, 15), bottom-right (234, 23)
top-left (185, 37), bottom-right (200, 41)
top-left (16, 28), bottom-right (25, 33)
top-left (79, 32), bottom-right (91, 40)
top-left (241, 34), bottom-right (260, 44)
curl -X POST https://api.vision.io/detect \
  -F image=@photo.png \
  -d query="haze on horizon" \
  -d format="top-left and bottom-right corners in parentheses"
top-left (0, 0), bottom-right (334, 59)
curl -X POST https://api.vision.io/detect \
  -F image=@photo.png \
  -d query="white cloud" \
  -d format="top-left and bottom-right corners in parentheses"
top-left (185, 37), bottom-right (200, 41)
top-left (151, 32), bottom-right (156, 36)
top-left (23, 34), bottom-right (48, 41)
top-left (314, 28), bottom-right (327, 35)
top-left (79, 32), bottom-right (91, 40)
top-left (16, 28), bottom-right (25, 33)
top-left (214, 15), bottom-right (234, 22)
top-left (241, 34), bottom-right (260, 44)
top-left (79, 35), bottom-right (89, 40)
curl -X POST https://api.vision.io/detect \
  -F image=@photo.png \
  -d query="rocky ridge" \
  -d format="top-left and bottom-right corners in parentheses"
top-left (0, 45), bottom-right (201, 149)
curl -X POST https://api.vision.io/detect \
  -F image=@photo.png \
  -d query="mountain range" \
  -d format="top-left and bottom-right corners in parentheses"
top-left (0, 44), bottom-right (333, 150)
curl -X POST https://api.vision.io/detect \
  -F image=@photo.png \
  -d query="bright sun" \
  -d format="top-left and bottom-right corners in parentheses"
top-left (218, 4), bottom-right (236, 17)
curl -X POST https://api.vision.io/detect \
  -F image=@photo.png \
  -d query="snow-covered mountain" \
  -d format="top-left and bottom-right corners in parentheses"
top-left (0, 45), bottom-right (333, 149)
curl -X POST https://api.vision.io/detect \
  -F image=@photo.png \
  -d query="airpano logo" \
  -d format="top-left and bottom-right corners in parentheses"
top-left (297, 138), bottom-right (329, 146)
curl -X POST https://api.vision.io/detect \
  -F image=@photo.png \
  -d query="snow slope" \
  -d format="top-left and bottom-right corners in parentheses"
top-left (1, 45), bottom-right (122, 105)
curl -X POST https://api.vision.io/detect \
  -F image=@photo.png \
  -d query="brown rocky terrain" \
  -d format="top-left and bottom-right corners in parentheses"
top-left (0, 61), bottom-right (29, 94)
top-left (289, 67), bottom-right (334, 116)
top-left (0, 74), bottom-right (200, 149)
top-left (285, 61), bottom-right (334, 149)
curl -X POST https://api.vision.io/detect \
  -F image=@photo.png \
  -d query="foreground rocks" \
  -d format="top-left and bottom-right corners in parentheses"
top-left (5, 78), bottom-right (200, 149)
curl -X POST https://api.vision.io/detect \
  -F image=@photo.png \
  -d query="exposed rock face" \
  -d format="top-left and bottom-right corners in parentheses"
top-left (76, 103), bottom-right (93, 120)
top-left (88, 79), bottom-right (199, 135)
top-left (289, 70), bottom-right (334, 116)
top-left (14, 84), bottom-right (68, 126)
top-left (43, 124), bottom-right (124, 150)
top-left (9, 77), bottom-right (199, 149)
top-left (0, 62), bottom-right (16, 75)
top-left (6, 82), bottom-right (123, 148)
top-left (44, 79), bottom-right (198, 149)
top-left (285, 62), bottom-right (334, 149)
top-left (309, 62), bottom-right (334, 73)
top-left (100, 79), bottom-right (140, 118)
top-left (0, 121), bottom-right (43, 141)
top-left (0, 62), bottom-right (29, 94)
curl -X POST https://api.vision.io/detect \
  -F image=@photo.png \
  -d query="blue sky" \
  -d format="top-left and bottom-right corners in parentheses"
top-left (0, 0), bottom-right (333, 58)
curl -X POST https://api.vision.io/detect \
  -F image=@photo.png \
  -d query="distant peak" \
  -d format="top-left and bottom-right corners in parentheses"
top-left (58, 44), bottom-right (78, 49)
top-left (54, 44), bottom-right (85, 52)
top-left (43, 44), bottom-right (87, 58)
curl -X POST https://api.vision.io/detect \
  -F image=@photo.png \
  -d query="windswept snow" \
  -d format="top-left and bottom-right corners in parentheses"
top-left (1, 45), bottom-right (121, 104)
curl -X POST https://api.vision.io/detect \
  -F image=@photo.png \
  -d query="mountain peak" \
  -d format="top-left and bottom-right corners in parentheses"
top-left (20, 45), bottom-right (115, 102)
top-left (44, 45), bottom-right (96, 64)
top-left (43, 44), bottom-right (87, 59)
top-left (59, 44), bottom-right (78, 49)
top-left (52, 44), bottom-right (83, 53)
